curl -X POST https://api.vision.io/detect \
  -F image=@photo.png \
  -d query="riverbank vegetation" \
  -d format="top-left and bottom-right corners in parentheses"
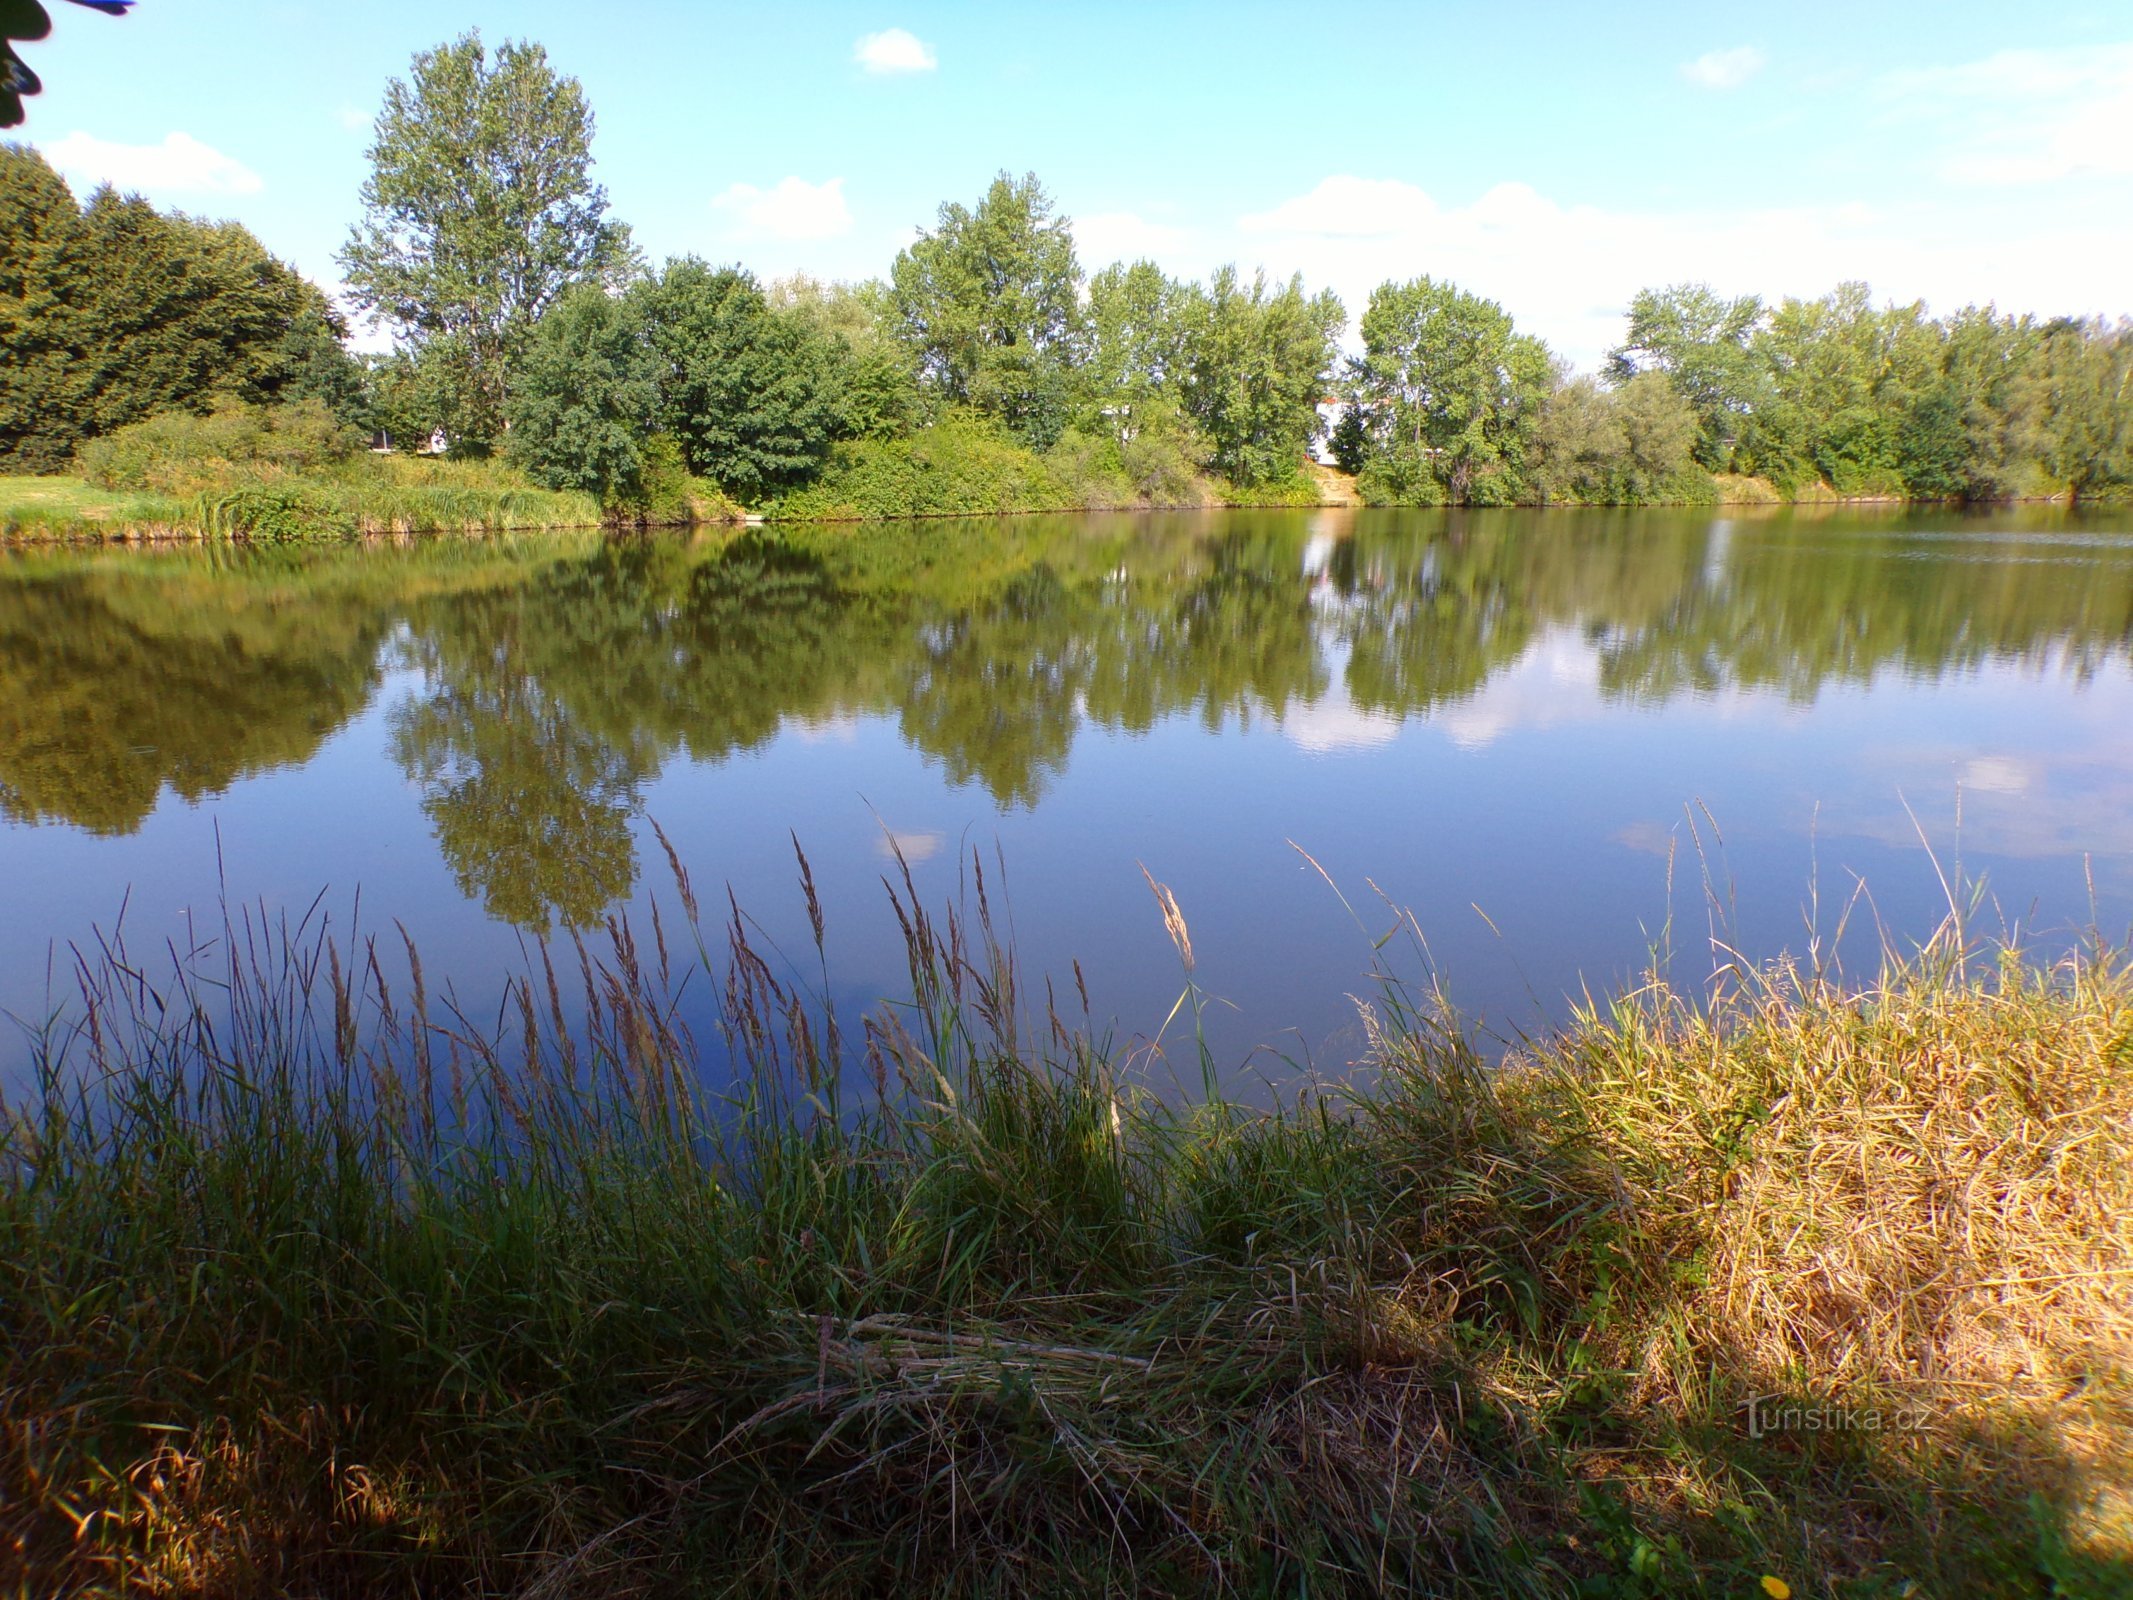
top-left (3, 399), bottom-right (622, 539)
top-left (1, 859), bottom-right (2126, 1597)
top-left (6, 27), bottom-right (2129, 536)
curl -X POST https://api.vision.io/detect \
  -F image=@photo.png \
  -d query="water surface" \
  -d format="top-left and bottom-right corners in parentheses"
top-left (4, 505), bottom-right (2129, 1085)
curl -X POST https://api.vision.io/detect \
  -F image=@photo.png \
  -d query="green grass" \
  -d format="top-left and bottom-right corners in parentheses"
top-left (0, 474), bottom-right (191, 536)
top-left (2, 853), bottom-right (2127, 1598)
top-left (1, 459), bottom-right (605, 542)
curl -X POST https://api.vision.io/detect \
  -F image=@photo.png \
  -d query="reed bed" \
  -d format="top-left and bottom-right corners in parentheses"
top-left (2, 848), bottom-right (2127, 1598)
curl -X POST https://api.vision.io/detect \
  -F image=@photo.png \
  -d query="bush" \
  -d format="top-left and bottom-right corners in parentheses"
top-left (603, 434), bottom-right (745, 526)
top-left (1040, 428), bottom-right (1137, 511)
top-left (1208, 465), bottom-right (1325, 507)
top-left (1712, 473), bottom-right (1783, 504)
top-left (192, 484), bottom-right (357, 541)
top-left (1045, 401), bottom-right (1224, 510)
top-left (1356, 452), bottom-right (1446, 507)
top-left (1115, 399), bottom-right (1217, 505)
top-left (769, 410), bottom-right (1078, 521)
top-left (636, 434), bottom-right (695, 524)
top-left (78, 398), bottom-right (362, 495)
top-left (763, 406), bottom-right (1303, 521)
top-left (504, 284), bottom-right (659, 506)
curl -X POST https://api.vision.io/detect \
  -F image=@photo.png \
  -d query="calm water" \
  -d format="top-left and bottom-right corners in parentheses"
top-left (3, 505), bottom-right (2130, 1086)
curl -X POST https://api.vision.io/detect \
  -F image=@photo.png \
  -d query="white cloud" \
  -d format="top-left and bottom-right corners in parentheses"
top-left (854, 27), bottom-right (937, 75)
top-left (1222, 173), bottom-right (2132, 372)
top-left (1240, 175), bottom-right (1438, 239)
top-left (39, 130), bottom-right (262, 198)
top-left (712, 176), bottom-right (854, 241)
top-left (1881, 43), bottom-right (2133, 186)
top-left (1431, 632), bottom-right (1604, 751)
top-left (1815, 698), bottom-right (2133, 865)
top-left (874, 828), bottom-right (945, 864)
top-left (336, 106), bottom-right (371, 132)
top-left (1959, 755), bottom-right (2034, 796)
top-left (1279, 695), bottom-right (1401, 756)
top-left (1075, 209), bottom-right (1191, 267)
top-left (1681, 46), bottom-right (1767, 90)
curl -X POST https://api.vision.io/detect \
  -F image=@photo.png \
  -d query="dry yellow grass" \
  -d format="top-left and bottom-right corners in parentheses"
top-left (1364, 948), bottom-right (2133, 1590)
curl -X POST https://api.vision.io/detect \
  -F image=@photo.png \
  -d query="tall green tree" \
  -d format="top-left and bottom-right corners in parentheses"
top-left (890, 172), bottom-right (1084, 448)
top-left (769, 274), bottom-right (917, 442)
top-left (2038, 316), bottom-right (2133, 499)
top-left (0, 144), bottom-right (358, 471)
top-left (339, 31), bottom-right (636, 450)
top-left (0, 142), bottom-right (87, 471)
top-left (1937, 306), bottom-right (2054, 500)
top-left (1179, 267), bottom-right (1344, 486)
top-left (505, 283), bottom-right (660, 503)
top-left (508, 261), bottom-right (853, 506)
top-left (74, 194), bottom-right (350, 436)
top-left (1085, 260), bottom-right (1194, 432)
top-left (1747, 283), bottom-right (1935, 492)
top-left (1352, 276), bottom-right (1549, 504)
top-left (638, 260), bottom-right (846, 500)
top-left (1533, 371), bottom-right (1700, 503)
top-left (1607, 282), bottom-right (1765, 470)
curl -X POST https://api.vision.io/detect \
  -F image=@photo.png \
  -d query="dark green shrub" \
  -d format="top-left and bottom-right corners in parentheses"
top-left (1356, 449), bottom-right (1446, 507)
top-left (637, 434), bottom-right (693, 524)
top-left (1327, 404), bottom-right (1370, 475)
top-left (504, 284), bottom-right (657, 504)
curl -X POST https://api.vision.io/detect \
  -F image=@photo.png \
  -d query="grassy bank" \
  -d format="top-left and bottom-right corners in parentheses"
top-left (6, 460), bottom-right (2097, 542)
top-left (3, 859), bottom-right (2127, 1599)
top-left (0, 457), bottom-right (605, 542)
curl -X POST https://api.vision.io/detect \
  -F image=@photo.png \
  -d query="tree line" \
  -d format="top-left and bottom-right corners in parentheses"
top-left (3, 29), bottom-right (2128, 507)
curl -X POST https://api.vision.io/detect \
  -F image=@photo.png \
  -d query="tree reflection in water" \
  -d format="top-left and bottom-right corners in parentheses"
top-left (3, 506), bottom-right (2128, 932)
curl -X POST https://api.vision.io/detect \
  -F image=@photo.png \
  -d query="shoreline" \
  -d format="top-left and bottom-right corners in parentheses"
top-left (0, 479), bottom-right (2110, 546)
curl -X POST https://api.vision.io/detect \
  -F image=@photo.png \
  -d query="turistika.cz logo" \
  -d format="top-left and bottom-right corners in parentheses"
top-left (1741, 1393), bottom-right (1931, 1440)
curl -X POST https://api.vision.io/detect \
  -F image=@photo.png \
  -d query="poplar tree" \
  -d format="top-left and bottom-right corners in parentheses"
top-left (890, 172), bottom-right (1085, 448)
top-left (1180, 267), bottom-right (1345, 486)
top-left (1354, 276), bottom-right (1550, 504)
top-left (340, 31), bottom-right (636, 450)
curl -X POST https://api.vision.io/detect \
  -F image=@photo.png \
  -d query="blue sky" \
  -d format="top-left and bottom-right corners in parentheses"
top-left (19, 0), bottom-right (2133, 369)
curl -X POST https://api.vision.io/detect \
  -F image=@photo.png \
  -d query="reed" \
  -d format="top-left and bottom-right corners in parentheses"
top-left (2, 849), bottom-right (2126, 1597)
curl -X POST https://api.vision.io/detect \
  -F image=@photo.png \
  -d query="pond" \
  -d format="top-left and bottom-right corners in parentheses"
top-left (3, 504), bottom-right (2130, 1089)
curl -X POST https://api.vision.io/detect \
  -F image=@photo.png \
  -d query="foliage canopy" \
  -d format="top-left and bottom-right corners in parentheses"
top-left (339, 31), bottom-right (637, 449)
top-left (0, 145), bottom-right (360, 473)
